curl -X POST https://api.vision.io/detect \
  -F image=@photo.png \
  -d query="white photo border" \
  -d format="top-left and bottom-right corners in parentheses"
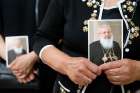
top-left (88, 19), bottom-right (124, 61)
top-left (5, 36), bottom-right (29, 67)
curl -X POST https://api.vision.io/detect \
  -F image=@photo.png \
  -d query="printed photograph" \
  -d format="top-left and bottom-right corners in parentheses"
top-left (88, 20), bottom-right (123, 65)
top-left (6, 36), bottom-right (29, 67)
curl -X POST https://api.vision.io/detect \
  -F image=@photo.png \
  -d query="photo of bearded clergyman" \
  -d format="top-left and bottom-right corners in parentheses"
top-left (6, 36), bottom-right (29, 67)
top-left (89, 20), bottom-right (123, 66)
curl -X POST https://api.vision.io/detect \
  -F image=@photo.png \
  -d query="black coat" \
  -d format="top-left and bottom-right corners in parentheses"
top-left (38, 0), bottom-right (51, 26)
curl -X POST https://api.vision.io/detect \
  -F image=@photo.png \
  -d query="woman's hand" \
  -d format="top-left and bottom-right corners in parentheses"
top-left (8, 51), bottom-right (38, 83)
top-left (15, 71), bottom-right (36, 83)
top-left (64, 57), bottom-right (101, 86)
top-left (41, 46), bottom-right (101, 86)
top-left (100, 59), bottom-right (140, 85)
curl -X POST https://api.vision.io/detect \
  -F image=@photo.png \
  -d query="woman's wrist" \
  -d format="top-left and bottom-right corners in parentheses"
top-left (135, 61), bottom-right (140, 81)
top-left (59, 56), bottom-right (72, 75)
top-left (29, 51), bottom-right (39, 64)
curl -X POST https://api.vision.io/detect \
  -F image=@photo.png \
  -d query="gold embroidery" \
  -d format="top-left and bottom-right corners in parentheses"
top-left (82, 0), bottom-right (140, 46)
top-left (121, 0), bottom-right (140, 44)
top-left (127, 5), bottom-right (134, 12)
top-left (82, 0), bottom-right (101, 32)
top-left (126, 0), bottom-right (132, 5)
top-left (83, 26), bottom-right (88, 32)
top-left (128, 20), bottom-right (140, 42)
top-left (123, 4), bottom-right (127, 8)
top-left (91, 13), bottom-right (97, 17)
top-left (87, 1), bottom-right (93, 7)
top-left (93, 4), bottom-right (97, 8)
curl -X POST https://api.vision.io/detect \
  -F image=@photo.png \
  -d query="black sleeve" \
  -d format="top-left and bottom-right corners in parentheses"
top-left (38, 0), bottom-right (51, 26)
top-left (135, 0), bottom-right (140, 26)
top-left (0, 14), bottom-right (3, 36)
top-left (0, 1), bottom-right (4, 36)
top-left (33, 0), bottom-right (65, 55)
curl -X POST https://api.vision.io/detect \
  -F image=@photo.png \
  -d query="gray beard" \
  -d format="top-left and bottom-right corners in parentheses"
top-left (100, 36), bottom-right (113, 49)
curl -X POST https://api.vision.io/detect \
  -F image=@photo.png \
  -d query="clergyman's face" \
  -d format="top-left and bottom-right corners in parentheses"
top-left (98, 25), bottom-right (112, 39)
top-left (98, 24), bottom-right (113, 49)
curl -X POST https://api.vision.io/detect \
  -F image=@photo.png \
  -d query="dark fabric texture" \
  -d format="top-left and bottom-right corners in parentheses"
top-left (38, 0), bottom-right (51, 26)
top-left (37, 0), bottom-right (57, 92)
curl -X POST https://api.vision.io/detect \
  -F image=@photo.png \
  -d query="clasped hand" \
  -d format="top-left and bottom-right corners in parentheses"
top-left (64, 57), bottom-right (140, 86)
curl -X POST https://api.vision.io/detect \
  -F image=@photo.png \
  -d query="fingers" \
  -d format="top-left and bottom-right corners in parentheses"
top-left (75, 57), bottom-right (101, 76)
top-left (104, 68), bottom-right (123, 76)
top-left (33, 70), bottom-right (38, 75)
top-left (85, 61), bottom-right (101, 76)
top-left (17, 74), bottom-right (26, 79)
top-left (69, 57), bottom-right (102, 86)
top-left (13, 70), bottom-right (26, 79)
top-left (25, 73), bottom-right (35, 83)
top-left (73, 72), bottom-right (92, 86)
top-left (12, 69), bottom-right (35, 83)
top-left (107, 75), bottom-right (121, 82)
top-left (100, 60), bottom-right (122, 71)
top-left (17, 73), bottom-right (35, 84)
top-left (109, 81), bottom-right (122, 85)
top-left (79, 65), bottom-right (97, 80)
top-left (29, 73), bottom-right (35, 80)
top-left (103, 62), bottom-right (134, 85)
top-left (106, 75), bottom-right (129, 85)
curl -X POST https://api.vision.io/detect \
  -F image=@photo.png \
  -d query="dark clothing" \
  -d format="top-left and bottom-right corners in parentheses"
top-left (87, 41), bottom-right (122, 93)
top-left (33, 0), bottom-right (140, 92)
top-left (38, 0), bottom-right (51, 26)
top-left (0, 0), bottom-right (4, 36)
top-left (90, 41), bottom-right (121, 65)
top-left (102, 8), bottom-right (122, 19)
top-left (37, 0), bottom-right (57, 92)
top-left (1, 0), bottom-right (36, 50)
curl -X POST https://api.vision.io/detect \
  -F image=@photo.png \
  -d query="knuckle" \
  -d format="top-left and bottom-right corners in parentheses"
top-left (79, 59), bottom-right (85, 64)
top-left (78, 65), bottom-right (85, 72)
top-left (126, 67), bottom-right (130, 73)
top-left (73, 73), bottom-right (80, 80)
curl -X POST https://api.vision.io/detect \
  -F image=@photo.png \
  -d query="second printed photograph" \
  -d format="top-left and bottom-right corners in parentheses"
top-left (5, 36), bottom-right (29, 67)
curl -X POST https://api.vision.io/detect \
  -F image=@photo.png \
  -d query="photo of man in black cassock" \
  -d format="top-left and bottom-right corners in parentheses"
top-left (89, 20), bottom-right (123, 65)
